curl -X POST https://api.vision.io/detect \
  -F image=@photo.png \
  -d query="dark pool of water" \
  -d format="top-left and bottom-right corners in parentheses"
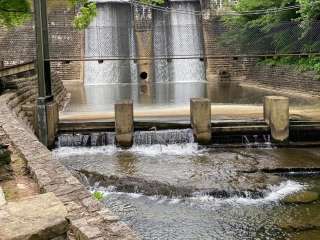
top-left (54, 145), bottom-right (320, 240)
top-left (63, 82), bottom-right (319, 112)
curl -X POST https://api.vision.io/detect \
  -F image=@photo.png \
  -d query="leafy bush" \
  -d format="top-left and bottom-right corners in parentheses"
top-left (259, 56), bottom-right (320, 77)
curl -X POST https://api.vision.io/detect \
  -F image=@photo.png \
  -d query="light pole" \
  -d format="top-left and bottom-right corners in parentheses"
top-left (33, 0), bottom-right (58, 147)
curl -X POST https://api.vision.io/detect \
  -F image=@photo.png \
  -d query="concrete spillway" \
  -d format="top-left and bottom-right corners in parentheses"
top-left (84, 0), bottom-right (205, 85)
top-left (167, 1), bottom-right (205, 83)
top-left (85, 2), bottom-right (134, 84)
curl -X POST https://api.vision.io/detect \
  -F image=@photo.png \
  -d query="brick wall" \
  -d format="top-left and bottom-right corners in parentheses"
top-left (202, 17), bottom-right (256, 82)
top-left (245, 64), bottom-right (320, 96)
top-left (0, 0), bottom-right (83, 82)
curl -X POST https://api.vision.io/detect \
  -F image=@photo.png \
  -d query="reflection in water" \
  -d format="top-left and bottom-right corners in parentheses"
top-left (115, 152), bottom-right (137, 175)
top-left (64, 82), bottom-right (318, 113)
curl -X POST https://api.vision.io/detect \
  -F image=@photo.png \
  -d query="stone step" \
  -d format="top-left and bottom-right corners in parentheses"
top-left (0, 192), bottom-right (69, 240)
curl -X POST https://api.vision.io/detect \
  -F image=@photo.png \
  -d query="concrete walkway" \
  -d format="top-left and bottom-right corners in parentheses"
top-left (60, 104), bottom-right (320, 122)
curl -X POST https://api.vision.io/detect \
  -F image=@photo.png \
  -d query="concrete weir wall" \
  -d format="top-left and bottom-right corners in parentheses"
top-left (0, 96), bottom-right (138, 239)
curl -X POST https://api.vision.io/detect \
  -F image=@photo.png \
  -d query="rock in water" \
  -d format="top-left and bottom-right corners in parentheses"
top-left (283, 191), bottom-right (319, 204)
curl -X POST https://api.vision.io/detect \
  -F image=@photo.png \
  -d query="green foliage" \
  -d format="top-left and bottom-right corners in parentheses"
top-left (221, 0), bottom-right (320, 76)
top-left (0, 0), bottom-right (165, 29)
top-left (0, 0), bottom-right (31, 27)
top-left (72, 0), bottom-right (96, 30)
top-left (260, 56), bottom-right (320, 76)
top-left (92, 191), bottom-right (105, 201)
top-left (139, 0), bottom-right (164, 6)
top-left (298, 0), bottom-right (320, 32)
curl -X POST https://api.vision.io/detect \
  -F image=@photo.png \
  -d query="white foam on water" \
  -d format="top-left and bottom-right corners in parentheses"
top-left (54, 143), bottom-right (205, 158)
top-left (129, 143), bottom-right (204, 156)
top-left (88, 180), bottom-right (305, 208)
top-left (191, 180), bottom-right (306, 206)
top-left (53, 146), bottom-right (118, 158)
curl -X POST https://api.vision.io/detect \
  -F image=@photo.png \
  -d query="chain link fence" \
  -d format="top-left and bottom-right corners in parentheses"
top-left (1, 13), bottom-right (320, 65)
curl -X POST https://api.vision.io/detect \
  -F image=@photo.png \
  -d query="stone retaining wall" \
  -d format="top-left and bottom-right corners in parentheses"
top-left (245, 64), bottom-right (320, 96)
top-left (0, 65), bottom-right (68, 130)
top-left (0, 94), bottom-right (138, 240)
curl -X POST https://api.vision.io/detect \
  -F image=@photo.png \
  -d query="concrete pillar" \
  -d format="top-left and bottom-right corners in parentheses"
top-left (190, 98), bottom-right (211, 145)
top-left (115, 101), bottom-right (134, 148)
top-left (134, 6), bottom-right (154, 84)
top-left (36, 99), bottom-right (59, 148)
top-left (264, 96), bottom-right (289, 142)
top-left (46, 101), bottom-right (59, 146)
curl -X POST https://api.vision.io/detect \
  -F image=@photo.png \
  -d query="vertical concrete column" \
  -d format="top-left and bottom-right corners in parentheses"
top-left (115, 101), bottom-right (134, 148)
top-left (190, 98), bottom-right (211, 145)
top-left (46, 101), bottom-right (59, 148)
top-left (263, 96), bottom-right (274, 124)
top-left (134, 6), bottom-right (154, 83)
top-left (264, 96), bottom-right (289, 142)
top-left (36, 98), bottom-right (59, 148)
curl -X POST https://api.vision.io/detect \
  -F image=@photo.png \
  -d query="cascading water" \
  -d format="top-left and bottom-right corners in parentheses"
top-left (167, 1), bottom-right (205, 83)
top-left (56, 129), bottom-right (194, 147)
top-left (85, 0), bottom-right (205, 85)
top-left (85, 2), bottom-right (134, 85)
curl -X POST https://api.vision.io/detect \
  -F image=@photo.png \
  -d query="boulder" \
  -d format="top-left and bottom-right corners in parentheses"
top-left (0, 192), bottom-right (69, 240)
top-left (282, 191), bottom-right (319, 204)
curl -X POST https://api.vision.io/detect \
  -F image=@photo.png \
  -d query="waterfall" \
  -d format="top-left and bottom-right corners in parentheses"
top-left (56, 129), bottom-right (194, 147)
top-left (84, 0), bottom-right (205, 85)
top-left (168, 1), bottom-right (205, 83)
top-left (85, 2), bottom-right (134, 85)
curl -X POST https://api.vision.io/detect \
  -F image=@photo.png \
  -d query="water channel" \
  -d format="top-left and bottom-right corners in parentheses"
top-left (57, 1), bottom-right (320, 239)
top-left (54, 141), bottom-right (320, 240)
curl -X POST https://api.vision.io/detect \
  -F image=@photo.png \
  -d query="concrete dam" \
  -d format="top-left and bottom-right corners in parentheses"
top-left (84, 0), bottom-right (205, 85)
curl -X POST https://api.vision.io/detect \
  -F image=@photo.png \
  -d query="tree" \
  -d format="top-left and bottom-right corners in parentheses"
top-left (0, 0), bottom-right (31, 27)
top-left (0, 0), bottom-right (164, 29)
top-left (220, 0), bottom-right (320, 54)
top-left (0, 0), bottom-right (96, 29)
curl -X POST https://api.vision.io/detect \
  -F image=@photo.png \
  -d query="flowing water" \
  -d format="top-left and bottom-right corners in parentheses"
top-left (85, 0), bottom-right (205, 85)
top-left (54, 132), bottom-right (320, 240)
top-left (85, 2), bottom-right (135, 84)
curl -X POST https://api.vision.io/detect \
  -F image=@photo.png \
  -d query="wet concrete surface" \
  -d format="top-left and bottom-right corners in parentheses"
top-left (53, 145), bottom-right (320, 240)
top-left (54, 146), bottom-right (320, 196)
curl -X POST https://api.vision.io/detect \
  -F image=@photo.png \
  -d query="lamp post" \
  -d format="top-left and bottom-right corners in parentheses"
top-left (33, 0), bottom-right (58, 147)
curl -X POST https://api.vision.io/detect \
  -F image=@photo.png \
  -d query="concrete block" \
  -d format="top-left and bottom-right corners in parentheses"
top-left (264, 96), bottom-right (289, 142)
top-left (190, 98), bottom-right (212, 145)
top-left (115, 101), bottom-right (134, 148)
top-left (47, 101), bottom-right (59, 137)
top-left (0, 192), bottom-right (69, 240)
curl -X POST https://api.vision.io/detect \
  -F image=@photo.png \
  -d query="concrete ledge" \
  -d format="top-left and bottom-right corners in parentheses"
top-left (0, 192), bottom-right (69, 240)
top-left (0, 94), bottom-right (138, 240)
